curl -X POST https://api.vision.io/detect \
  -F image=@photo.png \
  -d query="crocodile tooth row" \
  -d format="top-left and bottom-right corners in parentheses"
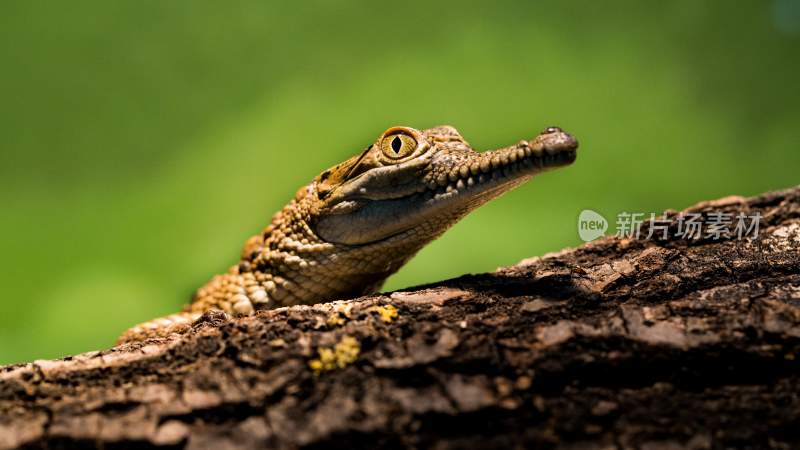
top-left (427, 143), bottom-right (567, 195)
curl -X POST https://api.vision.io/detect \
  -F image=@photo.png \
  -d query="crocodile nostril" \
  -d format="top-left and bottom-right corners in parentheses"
top-left (544, 126), bottom-right (562, 134)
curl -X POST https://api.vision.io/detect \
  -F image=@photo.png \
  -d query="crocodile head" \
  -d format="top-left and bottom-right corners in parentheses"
top-left (308, 125), bottom-right (577, 245)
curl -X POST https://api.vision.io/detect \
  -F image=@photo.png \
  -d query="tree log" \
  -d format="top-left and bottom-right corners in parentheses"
top-left (2, 187), bottom-right (799, 450)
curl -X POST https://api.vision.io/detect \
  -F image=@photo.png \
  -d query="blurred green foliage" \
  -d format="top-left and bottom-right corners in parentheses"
top-left (1, 1), bottom-right (798, 364)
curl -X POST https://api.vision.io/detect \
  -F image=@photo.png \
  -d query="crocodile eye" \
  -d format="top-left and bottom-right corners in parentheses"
top-left (380, 132), bottom-right (417, 159)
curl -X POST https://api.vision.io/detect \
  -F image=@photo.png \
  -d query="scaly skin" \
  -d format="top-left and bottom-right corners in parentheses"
top-left (120, 125), bottom-right (578, 342)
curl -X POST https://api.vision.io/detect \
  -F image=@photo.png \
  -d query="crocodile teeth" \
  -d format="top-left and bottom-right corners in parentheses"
top-left (424, 142), bottom-right (560, 199)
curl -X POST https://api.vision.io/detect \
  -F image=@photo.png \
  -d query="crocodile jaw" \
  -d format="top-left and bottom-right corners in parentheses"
top-left (315, 127), bottom-right (577, 245)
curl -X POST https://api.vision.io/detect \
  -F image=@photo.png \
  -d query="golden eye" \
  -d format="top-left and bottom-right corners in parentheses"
top-left (380, 132), bottom-right (418, 159)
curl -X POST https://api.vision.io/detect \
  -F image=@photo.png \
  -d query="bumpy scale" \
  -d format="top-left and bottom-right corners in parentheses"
top-left (120, 125), bottom-right (578, 342)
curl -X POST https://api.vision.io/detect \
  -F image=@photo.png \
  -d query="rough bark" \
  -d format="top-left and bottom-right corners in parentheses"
top-left (2, 187), bottom-right (800, 450)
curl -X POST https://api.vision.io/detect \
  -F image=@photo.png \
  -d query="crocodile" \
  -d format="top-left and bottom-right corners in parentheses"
top-left (120, 125), bottom-right (578, 342)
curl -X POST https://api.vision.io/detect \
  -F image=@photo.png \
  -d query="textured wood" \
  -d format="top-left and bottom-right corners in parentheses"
top-left (1, 187), bottom-right (799, 450)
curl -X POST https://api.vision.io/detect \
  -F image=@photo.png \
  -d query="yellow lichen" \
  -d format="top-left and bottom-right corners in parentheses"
top-left (367, 304), bottom-right (398, 323)
top-left (326, 314), bottom-right (346, 327)
top-left (325, 303), bottom-right (354, 328)
top-left (309, 335), bottom-right (361, 374)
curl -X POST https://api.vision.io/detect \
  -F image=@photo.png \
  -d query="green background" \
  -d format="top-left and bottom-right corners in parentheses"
top-left (1, 1), bottom-right (798, 365)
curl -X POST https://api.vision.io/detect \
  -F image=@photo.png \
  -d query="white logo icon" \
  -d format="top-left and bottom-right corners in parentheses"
top-left (578, 209), bottom-right (608, 242)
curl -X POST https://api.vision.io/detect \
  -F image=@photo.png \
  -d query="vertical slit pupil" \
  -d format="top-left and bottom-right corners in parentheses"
top-left (391, 136), bottom-right (402, 153)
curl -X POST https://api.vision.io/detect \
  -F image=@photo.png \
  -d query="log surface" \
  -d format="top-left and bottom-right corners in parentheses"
top-left (2, 187), bottom-right (799, 450)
